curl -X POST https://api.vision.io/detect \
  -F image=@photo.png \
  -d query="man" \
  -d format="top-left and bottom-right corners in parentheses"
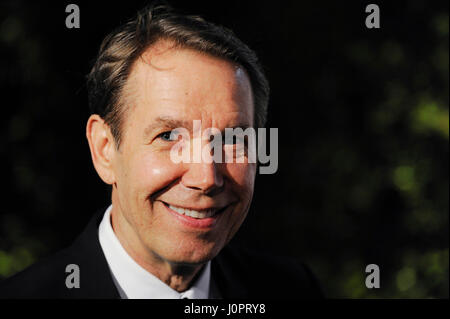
top-left (0, 3), bottom-right (323, 299)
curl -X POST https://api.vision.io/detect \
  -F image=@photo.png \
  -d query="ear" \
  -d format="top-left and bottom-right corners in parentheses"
top-left (86, 114), bottom-right (117, 185)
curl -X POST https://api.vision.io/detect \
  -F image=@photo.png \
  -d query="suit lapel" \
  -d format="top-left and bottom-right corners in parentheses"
top-left (69, 208), bottom-right (251, 299)
top-left (210, 245), bottom-right (251, 299)
top-left (65, 208), bottom-right (120, 298)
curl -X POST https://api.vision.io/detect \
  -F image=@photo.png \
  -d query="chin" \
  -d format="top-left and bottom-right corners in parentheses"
top-left (158, 241), bottom-right (222, 266)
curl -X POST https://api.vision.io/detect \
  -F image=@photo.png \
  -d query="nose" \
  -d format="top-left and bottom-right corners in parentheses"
top-left (181, 161), bottom-right (224, 195)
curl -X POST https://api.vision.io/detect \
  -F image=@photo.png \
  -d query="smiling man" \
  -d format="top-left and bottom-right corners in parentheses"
top-left (90, 39), bottom-right (258, 297)
top-left (0, 3), bottom-right (323, 299)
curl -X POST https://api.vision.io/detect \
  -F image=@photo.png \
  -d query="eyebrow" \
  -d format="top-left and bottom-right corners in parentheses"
top-left (143, 116), bottom-right (194, 139)
top-left (143, 116), bottom-right (253, 139)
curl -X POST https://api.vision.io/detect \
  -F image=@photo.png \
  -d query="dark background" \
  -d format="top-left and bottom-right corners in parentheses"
top-left (0, 0), bottom-right (448, 298)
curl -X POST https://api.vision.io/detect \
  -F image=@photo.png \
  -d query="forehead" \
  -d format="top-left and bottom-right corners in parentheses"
top-left (121, 41), bottom-right (254, 129)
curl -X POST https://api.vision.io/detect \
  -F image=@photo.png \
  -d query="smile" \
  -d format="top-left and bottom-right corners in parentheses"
top-left (166, 203), bottom-right (220, 219)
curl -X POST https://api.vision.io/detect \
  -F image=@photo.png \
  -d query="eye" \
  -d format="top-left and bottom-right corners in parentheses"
top-left (157, 131), bottom-right (177, 142)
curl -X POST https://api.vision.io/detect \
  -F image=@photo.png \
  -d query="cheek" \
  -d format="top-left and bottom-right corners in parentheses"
top-left (119, 151), bottom-right (184, 201)
top-left (225, 162), bottom-right (256, 198)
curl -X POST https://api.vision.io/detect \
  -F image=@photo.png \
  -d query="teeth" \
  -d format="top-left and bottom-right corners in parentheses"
top-left (168, 204), bottom-right (216, 219)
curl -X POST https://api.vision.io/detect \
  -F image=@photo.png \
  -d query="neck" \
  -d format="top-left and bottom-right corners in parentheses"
top-left (110, 202), bottom-right (203, 292)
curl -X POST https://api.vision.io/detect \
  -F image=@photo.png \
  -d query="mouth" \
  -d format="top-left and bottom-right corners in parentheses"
top-left (161, 201), bottom-right (229, 228)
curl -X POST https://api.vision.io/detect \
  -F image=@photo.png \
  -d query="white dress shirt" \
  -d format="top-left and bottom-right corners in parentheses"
top-left (98, 205), bottom-right (211, 299)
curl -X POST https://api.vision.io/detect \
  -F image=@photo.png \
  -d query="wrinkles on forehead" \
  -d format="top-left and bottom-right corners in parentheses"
top-left (118, 40), bottom-right (254, 144)
top-left (132, 39), bottom-right (253, 109)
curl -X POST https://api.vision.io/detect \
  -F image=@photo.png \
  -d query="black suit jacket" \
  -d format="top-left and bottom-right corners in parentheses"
top-left (0, 208), bottom-right (324, 299)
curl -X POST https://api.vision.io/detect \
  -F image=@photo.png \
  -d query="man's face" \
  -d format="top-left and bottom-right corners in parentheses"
top-left (110, 42), bottom-right (256, 265)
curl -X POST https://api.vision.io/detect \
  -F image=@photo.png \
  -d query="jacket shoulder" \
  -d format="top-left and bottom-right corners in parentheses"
top-left (0, 208), bottom-right (119, 299)
top-left (0, 247), bottom-right (75, 298)
top-left (213, 243), bottom-right (325, 298)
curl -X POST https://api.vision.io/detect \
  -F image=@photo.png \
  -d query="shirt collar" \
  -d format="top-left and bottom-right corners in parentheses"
top-left (98, 204), bottom-right (211, 299)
